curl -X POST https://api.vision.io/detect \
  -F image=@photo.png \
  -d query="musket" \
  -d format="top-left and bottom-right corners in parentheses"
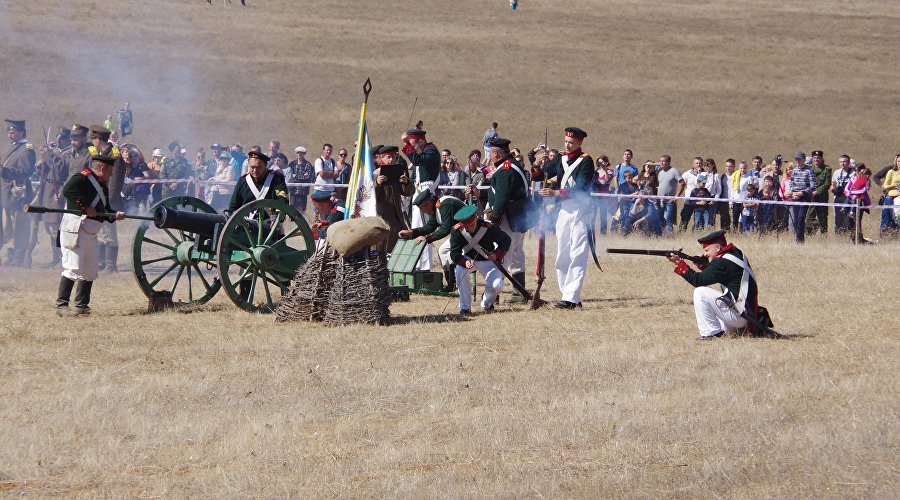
top-left (531, 133), bottom-right (548, 310)
top-left (493, 256), bottom-right (531, 301)
top-left (23, 126), bottom-right (53, 268)
top-left (406, 96), bottom-right (418, 130)
top-left (605, 247), bottom-right (709, 269)
top-left (24, 204), bottom-right (155, 221)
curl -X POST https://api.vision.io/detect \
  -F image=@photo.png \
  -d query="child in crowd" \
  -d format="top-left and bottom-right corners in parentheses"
top-left (615, 170), bottom-right (639, 230)
top-left (690, 177), bottom-right (713, 229)
top-left (740, 183), bottom-right (761, 232)
top-left (757, 175), bottom-right (777, 232)
top-left (846, 166), bottom-right (872, 241)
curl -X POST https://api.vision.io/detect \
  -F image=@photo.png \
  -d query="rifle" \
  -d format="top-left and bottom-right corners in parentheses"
top-left (23, 126), bottom-right (53, 268)
top-left (406, 96), bottom-right (418, 130)
top-left (531, 128), bottom-right (548, 310)
top-left (24, 204), bottom-right (155, 221)
top-left (605, 247), bottom-right (709, 269)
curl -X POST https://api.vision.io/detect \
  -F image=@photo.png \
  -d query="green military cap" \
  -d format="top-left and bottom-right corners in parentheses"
top-left (372, 145), bottom-right (384, 155)
top-left (56, 126), bottom-right (71, 141)
top-left (406, 128), bottom-right (426, 139)
top-left (91, 154), bottom-right (117, 166)
top-left (5, 119), bottom-right (25, 132)
top-left (247, 151), bottom-right (270, 163)
top-left (71, 123), bottom-right (89, 136)
top-left (412, 190), bottom-right (436, 206)
top-left (697, 229), bottom-right (727, 246)
top-left (564, 127), bottom-right (587, 139)
top-left (90, 124), bottom-right (111, 140)
top-left (311, 190), bottom-right (332, 201)
top-left (453, 204), bottom-right (478, 223)
top-left (380, 145), bottom-right (399, 154)
top-left (489, 137), bottom-right (511, 151)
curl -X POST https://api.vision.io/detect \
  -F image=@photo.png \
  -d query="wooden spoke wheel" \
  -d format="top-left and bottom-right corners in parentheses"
top-left (216, 199), bottom-right (315, 313)
top-left (132, 196), bottom-right (222, 306)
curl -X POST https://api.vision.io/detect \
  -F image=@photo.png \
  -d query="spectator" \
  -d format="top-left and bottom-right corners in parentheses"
top-left (831, 154), bottom-right (853, 234)
top-left (122, 145), bottom-right (150, 213)
top-left (700, 158), bottom-right (720, 228)
top-left (847, 165), bottom-right (872, 242)
top-left (757, 175), bottom-right (777, 233)
top-left (229, 144), bottom-right (247, 182)
top-left (691, 178), bottom-right (714, 230)
top-left (334, 148), bottom-right (352, 200)
top-left (438, 153), bottom-right (468, 200)
top-left (627, 190), bottom-right (661, 237)
top-left (653, 155), bottom-right (683, 234)
top-left (612, 149), bottom-right (638, 232)
top-left (679, 157), bottom-right (703, 230)
top-left (205, 152), bottom-right (235, 210)
top-left (727, 158), bottom-right (742, 230)
top-left (778, 163), bottom-right (793, 232)
top-left (636, 161), bottom-right (658, 195)
top-left (807, 150), bottom-right (832, 235)
top-left (593, 155), bottom-right (615, 234)
top-left (147, 148), bottom-right (164, 205)
top-left (880, 154), bottom-right (900, 232)
top-left (267, 140), bottom-right (289, 168)
top-left (616, 170), bottom-right (639, 234)
top-left (313, 143), bottom-right (339, 198)
top-left (718, 159), bottom-right (735, 230)
top-left (740, 183), bottom-right (761, 233)
top-left (287, 146), bottom-right (315, 213)
top-left (482, 122), bottom-right (498, 160)
top-left (161, 141), bottom-right (191, 198)
top-left (193, 147), bottom-right (215, 200)
top-left (786, 153), bottom-right (817, 243)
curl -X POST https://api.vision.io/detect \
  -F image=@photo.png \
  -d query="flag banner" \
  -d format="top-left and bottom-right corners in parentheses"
top-left (345, 108), bottom-right (376, 219)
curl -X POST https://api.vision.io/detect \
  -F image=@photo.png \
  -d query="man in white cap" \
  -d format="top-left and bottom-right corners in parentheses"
top-left (287, 146), bottom-right (314, 213)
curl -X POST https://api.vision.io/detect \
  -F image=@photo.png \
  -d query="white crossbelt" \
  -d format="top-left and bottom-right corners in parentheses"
top-left (435, 195), bottom-right (455, 225)
top-left (560, 156), bottom-right (584, 190)
top-left (246, 172), bottom-right (274, 200)
top-left (461, 226), bottom-right (489, 258)
top-left (720, 253), bottom-right (755, 314)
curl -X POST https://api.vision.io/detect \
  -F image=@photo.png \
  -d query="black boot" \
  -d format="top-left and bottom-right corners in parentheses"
top-left (238, 279), bottom-right (251, 301)
top-left (56, 276), bottom-right (76, 315)
top-left (74, 280), bottom-right (93, 315)
top-left (106, 246), bottom-right (118, 272)
top-left (441, 265), bottom-right (456, 293)
top-left (97, 245), bottom-right (107, 270)
top-left (507, 272), bottom-right (528, 304)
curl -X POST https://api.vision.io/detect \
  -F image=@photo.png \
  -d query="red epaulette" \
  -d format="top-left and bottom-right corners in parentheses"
top-left (716, 243), bottom-right (737, 257)
top-left (453, 222), bottom-right (464, 231)
top-left (435, 200), bottom-right (442, 209)
top-left (330, 207), bottom-right (337, 214)
top-left (500, 160), bottom-right (511, 170)
top-left (81, 168), bottom-right (91, 176)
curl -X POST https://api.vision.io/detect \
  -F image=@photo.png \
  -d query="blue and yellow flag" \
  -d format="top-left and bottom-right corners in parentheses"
top-left (345, 108), bottom-right (376, 219)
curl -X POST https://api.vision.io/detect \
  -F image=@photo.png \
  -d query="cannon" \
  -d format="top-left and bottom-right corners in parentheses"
top-left (132, 196), bottom-right (315, 313)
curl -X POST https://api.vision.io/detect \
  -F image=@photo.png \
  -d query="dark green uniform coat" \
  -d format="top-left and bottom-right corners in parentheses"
top-left (449, 219), bottom-right (511, 267)
top-left (678, 245), bottom-right (758, 311)
top-left (89, 143), bottom-right (126, 210)
top-left (487, 155), bottom-right (528, 225)
top-left (542, 151), bottom-right (594, 199)
top-left (61, 168), bottom-right (115, 223)
top-left (411, 195), bottom-right (465, 243)
top-left (406, 143), bottom-right (441, 185)
top-left (227, 170), bottom-right (289, 213)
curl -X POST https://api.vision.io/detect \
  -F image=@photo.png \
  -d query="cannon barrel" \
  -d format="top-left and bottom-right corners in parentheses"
top-left (154, 206), bottom-right (227, 237)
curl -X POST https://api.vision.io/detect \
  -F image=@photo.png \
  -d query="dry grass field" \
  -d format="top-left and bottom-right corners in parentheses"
top-left (1, 0), bottom-right (899, 497)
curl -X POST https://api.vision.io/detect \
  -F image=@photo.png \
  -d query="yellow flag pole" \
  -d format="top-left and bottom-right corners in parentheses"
top-left (346, 78), bottom-right (372, 219)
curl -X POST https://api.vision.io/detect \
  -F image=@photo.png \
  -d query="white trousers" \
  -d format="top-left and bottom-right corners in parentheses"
top-left (499, 217), bottom-right (525, 275)
top-left (693, 287), bottom-right (748, 337)
top-left (412, 181), bottom-right (435, 271)
top-left (437, 238), bottom-right (452, 267)
top-left (555, 200), bottom-right (589, 303)
top-left (455, 260), bottom-right (505, 311)
top-left (97, 221), bottom-right (118, 246)
top-left (61, 228), bottom-right (100, 281)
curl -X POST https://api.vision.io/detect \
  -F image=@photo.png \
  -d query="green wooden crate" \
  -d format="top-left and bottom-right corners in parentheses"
top-left (389, 271), bottom-right (444, 292)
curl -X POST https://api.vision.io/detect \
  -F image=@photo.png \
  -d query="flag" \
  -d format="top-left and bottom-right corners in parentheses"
top-left (345, 110), bottom-right (376, 219)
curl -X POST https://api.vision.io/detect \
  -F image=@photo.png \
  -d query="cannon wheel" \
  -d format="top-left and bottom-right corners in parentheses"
top-left (132, 196), bottom-right (222, 306)
top-left (216, 199), bottom-right (315, 313)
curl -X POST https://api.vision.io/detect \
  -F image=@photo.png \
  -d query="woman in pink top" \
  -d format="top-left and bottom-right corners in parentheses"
top-left (846, 166), bottom-right (872, 242)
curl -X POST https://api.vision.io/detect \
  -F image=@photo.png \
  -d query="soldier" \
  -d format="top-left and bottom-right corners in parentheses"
top-left (56, 155), bottom-right (126, 316)
top-left (485, 137), bottom-right (530, 303)
top-left (807, 150), bottom-right (832, 235)
top-left (401, 128), bottom-right (441, 270)
top-left (227, 151), bottom-right (289, 211)
top-left (539, 127), bottom-right (594, 309)
top-left (161, 141), bottom-right (191, 198)
top-left (32, 126), bottom-right (73, 267)
top-left (666, 230), bottom-right (759, 340)
top-left (87, 125), bottom-right (125, 272)
top-left (309, 190), bottom-right (344, 242)
top-left (373, 145), bottom-right (414, 252)
top-left (1, 119), bottom-right (36, 266)
top-left (448, 205), bottom-right (511, 316)
top-left (399, 189), bottom-right (465, 292)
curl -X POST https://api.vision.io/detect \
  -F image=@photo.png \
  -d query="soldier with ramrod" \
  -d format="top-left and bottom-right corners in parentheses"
top-left (448, 205), bottom-right (510, 316)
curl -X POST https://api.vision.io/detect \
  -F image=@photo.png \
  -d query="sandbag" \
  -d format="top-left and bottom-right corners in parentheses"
top-left (326, 216), bottom-right (390, 257)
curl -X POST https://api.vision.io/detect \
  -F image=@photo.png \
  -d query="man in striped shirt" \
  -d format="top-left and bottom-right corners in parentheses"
top-left (787, 154), bottom-right (817, 243)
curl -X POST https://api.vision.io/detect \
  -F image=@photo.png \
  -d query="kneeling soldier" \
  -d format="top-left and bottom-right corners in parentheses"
top-left (56, 155), bottom-right (126, 315)
top-left (667, 230), bottom-right (758, 340)
top-left (309, 190), bottom-right (345, 243)
top-left (398, 190), bottom-right (465, 292)
top-left (449, 205), bottom-right (511, 316)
